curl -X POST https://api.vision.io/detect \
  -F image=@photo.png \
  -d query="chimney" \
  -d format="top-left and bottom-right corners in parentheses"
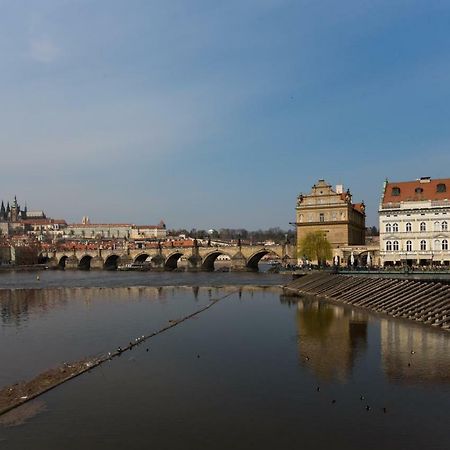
top-left (335, 184), bottom-right (343, 194)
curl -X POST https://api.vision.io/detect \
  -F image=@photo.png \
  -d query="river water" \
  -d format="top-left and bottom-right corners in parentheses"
top-left (0, 270), bottom-right (449, 449)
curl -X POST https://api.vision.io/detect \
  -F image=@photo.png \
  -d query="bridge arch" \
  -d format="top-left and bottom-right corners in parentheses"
top-left (246, 249), bottom-right (280, 271)
top-left (201, 250), bottom-right (228, 271)
top-left (58, 255), bottom-right (69, 269)
top-left (134, 253), bottom-right (152, 264)
top-left (104, 254), bottom-right (120, 270)
top-left (165, 252), bottom-right (184, 271)
top-left (79, 254), bottom-right (92, 270)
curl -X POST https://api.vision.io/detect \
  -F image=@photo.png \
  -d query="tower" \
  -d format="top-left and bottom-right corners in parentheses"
top-left (0, 201), bottom-right (5, 221)
top-left (10, 196), bottom-right (20, 222)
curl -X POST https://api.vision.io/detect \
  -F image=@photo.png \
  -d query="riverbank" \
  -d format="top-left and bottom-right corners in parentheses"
top-left (284, 272), bottom-right (450, 331)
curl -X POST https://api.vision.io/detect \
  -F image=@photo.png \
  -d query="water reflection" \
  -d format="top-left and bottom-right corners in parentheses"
top-left (381, 320), bottom-right (450, 384)
top-left (0, 285), bottom-right (246, 329)
top-left (0, 287), bottom-right (162, 326)
top-left (282, 295), bottom-right (368, 382)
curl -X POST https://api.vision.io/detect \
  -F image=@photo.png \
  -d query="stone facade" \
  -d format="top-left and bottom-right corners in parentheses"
top-left (130, 222), bottom-right (167, 240)
top-left (66, 222), bottom-right (167, 241)
top-left (66, 223), bottom-right (133, 239)
top-left (295, 180), bottom-right (366, 262)
top-left (379, 177), bottom-right (450, 266)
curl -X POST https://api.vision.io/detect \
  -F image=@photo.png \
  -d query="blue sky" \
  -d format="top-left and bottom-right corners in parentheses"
top-left (1, 0), bottom-right (449, 229)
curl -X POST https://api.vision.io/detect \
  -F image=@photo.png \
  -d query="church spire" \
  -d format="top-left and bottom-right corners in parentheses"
top-left (0, 201), bottom-right (5, 221)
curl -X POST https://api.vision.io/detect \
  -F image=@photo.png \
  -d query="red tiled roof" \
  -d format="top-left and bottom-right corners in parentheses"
top-left (382, 178), bottom-right (450, 204)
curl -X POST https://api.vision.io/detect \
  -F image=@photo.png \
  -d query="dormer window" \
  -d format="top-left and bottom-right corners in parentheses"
top-left (391, 187), bottom-right (401, 196)
top-left (415, 187), bottom-right (423, 194)
top-left (437, 183), bottom-right (446, 193)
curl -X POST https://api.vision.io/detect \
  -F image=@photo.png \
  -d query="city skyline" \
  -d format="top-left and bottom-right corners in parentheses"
top-left (1, 1), bottom-right (450, 229)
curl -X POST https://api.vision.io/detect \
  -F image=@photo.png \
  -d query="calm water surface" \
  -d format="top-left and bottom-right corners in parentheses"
top-left (0, 271), bottom-right (449, 449)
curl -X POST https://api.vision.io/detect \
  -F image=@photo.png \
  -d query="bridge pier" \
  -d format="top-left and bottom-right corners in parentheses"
top-left (230, 251), bottom-right (252, 272)
top-left (150, 255), bottom-right (165, 271)
top-left (118, 255), bottom-right (133, 267)
top-left (65, 256), bottom-right (79, 270)
top-left (47, 257), bottom-right (59, 269)
top-left (186, 240), bottom-right (202, 272)
top-left (187, 255), bottom-right (202, 272)
top-left (90, 256), bottom-right (104, 270)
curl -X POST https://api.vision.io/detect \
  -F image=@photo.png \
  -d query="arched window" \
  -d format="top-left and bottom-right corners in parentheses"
top-left (406, 240), bottom-right (412, 252)
top-left (420, 222), bottom-right (426, 232)
top-left (391, 187), bottom-right (401, 196)
top-left (443, 240), bottom-right (449, 251)
top-left (442, 221), bottom-right (448, 231)
top-left (437, 183), bottom-right (447, 193)
top-left (434, 221), bottom-right (440, 231)
top-left (393, 241), bottom-right (399, 251)
top-left (420, 240), bottom-right (427, 251)
top-left (386, 241), bottom-right (392, 251)
top-left (385, 223), bottom-right (392, 233)
top-left (406, 222), bottom-right (412, 232)
top-left (392, 223), bottom-right (399, 232)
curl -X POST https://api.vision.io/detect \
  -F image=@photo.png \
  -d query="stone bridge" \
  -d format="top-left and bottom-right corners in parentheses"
top-left (40, 244), bottom-right (295, 272)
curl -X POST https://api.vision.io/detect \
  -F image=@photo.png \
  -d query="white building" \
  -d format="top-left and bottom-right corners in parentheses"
top-left (65, 221), bottom-right (166, 241)
top-left (66, 223), bottom-right (132, 239)
top-left (379, 177), bottom-right (450, 266)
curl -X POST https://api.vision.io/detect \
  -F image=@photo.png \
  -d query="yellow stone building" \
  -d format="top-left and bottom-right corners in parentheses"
top-left (295, 180), bottom-right (366, 262)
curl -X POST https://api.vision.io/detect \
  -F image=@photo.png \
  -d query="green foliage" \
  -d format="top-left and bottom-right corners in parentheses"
top-left (299, 231), bottom-right (332, 264)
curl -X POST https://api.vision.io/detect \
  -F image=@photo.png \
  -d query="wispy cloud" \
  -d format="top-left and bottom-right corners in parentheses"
top-left (29, 37), bottom-right (60, 63)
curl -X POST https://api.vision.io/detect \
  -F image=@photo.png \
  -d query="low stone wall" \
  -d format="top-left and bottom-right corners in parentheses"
top-left (284, 272), bottom-right (450, 330)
